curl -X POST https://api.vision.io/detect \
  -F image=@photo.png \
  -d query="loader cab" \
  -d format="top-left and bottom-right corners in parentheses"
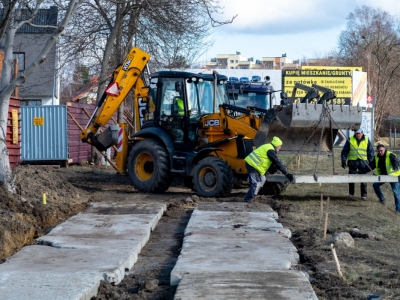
top-left (146, 71), bottom-right (228, 148)
top-left (227, 82), bottom-right (270, 110)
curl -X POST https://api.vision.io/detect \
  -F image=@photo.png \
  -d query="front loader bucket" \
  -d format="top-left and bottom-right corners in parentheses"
top-left (254, 103), bottom-right (362, 153)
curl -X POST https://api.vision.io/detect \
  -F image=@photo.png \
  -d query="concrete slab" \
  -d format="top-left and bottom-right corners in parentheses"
top-left (190, 202), bottom-right (290, 238)
top-left (0, 202), bottom-right (167, 300)
top-left (171, 227), bottom-right (298, 285)
top-left (174, 271), bottom-right (318, 300)
top-left (265, 174), bottom-right (398, 183)
top-left (186, 210), bottom-right (291, 238)
top-left (196, 202), bottom-right (278, 214)
top-left (39, 214), bottom-right (155, 247)
top-left (36, 236), bottom-right (143, 271)
top-left (0, 271), bottom-right (103, 300)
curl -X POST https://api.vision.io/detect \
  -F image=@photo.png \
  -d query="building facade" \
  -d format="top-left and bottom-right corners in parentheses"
top-left (206, 52), bottom-right (300, 70)
top-left (13, 6), bottom-right (60, 106)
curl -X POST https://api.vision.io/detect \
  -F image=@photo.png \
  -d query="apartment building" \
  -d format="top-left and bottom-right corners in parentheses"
top-left (206, 52), bottom-right (300, 70)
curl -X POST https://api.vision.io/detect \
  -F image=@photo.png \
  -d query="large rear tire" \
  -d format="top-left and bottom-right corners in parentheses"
top-left (128, 139), bottom-right (172, 193)
top-left (192, 157), bottom-right (233, 198)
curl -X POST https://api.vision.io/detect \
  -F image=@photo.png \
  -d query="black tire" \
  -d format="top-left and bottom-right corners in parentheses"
top-left (128, 139), bottom-right (172, 193)
top-left (192, 157), bottom-right (233, 198)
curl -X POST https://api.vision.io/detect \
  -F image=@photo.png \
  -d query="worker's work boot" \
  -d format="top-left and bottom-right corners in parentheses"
top-left (361, 195), bottom-right (367, 200)
top-left (348, 194), bottom-right (354, 198)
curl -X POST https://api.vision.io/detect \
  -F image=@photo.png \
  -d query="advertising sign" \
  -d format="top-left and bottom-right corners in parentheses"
top-left (282, 69), bottom-right (353, 105)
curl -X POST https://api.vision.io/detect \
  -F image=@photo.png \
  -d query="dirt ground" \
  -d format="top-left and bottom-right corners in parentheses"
top-left (2, 160), bottom-right (400, 299)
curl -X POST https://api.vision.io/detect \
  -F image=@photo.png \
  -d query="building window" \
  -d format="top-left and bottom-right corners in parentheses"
top-left (13, 52), bottom-right (25, 71)
top-left (21, 99), bottom-right (42, 106)
top-left (235, 60), bottom-right (238, 63)
top-left (230, 60), bottom-right (234, 63)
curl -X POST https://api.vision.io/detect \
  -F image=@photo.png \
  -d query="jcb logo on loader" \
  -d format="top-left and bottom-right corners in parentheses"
top-left (204, 119), bottom-right (220, 127)
top-left (122, 59), bottom-right (131, 71)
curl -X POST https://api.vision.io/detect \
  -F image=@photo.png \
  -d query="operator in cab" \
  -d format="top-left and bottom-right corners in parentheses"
top-left (243, 136), bottom-right (294, 202)
top-left (175, 94), bottom-right (184, 115)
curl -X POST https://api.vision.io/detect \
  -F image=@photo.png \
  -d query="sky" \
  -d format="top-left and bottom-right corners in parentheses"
top-left (199, 0), bottom-right (400, 63)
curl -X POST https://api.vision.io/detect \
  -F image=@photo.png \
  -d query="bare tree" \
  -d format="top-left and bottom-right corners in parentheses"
top-left (60, 0), bottom-right (236, 100)
top-left (333, 5), bottom-right (400, 136)
top-left (0, 0), bottom-right (82, 192)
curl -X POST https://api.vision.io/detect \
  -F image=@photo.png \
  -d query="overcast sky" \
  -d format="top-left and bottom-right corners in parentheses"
top-left (199, 0), bottom-right (400, 63)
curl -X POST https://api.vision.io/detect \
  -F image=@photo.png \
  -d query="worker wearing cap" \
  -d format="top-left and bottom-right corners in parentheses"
top-left (243, 136), bottom-right (294, 202)
top-left (341, 128), bottom-right (374, 199)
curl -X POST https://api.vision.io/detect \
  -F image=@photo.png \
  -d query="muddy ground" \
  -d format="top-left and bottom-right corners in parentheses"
top-left (1, 163), bottom-right (400, 299)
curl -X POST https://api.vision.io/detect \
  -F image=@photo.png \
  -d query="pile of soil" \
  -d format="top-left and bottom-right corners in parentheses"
top-left (0, 165), bottom-right (91, 260)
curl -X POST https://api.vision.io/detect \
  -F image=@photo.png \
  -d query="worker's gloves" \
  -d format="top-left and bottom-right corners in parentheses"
top-left (341, 161), bottom-right (346, 169)
top-left (286, 173), bottom-right (295, 183)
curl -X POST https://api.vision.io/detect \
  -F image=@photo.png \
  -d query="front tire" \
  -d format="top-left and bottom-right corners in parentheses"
top-left (128, 139), bottom-right (172, 193)
top-left (192, 157), bottom-right (233, 198)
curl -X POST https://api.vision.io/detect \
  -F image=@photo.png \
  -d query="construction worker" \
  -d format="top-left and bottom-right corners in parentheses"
top-left (367, 144), bottom-right (400, 211)
top-left (243, 136), bottom-right (294, 202)
top-left (174, 95), bottom-right (185, 115)
top-left (264, 75), bottom-right (275, 107)
top-left (341, 128), bottom-right (374, 200)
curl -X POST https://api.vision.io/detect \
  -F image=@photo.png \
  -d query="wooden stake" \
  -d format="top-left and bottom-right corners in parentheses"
top-left (297, 155), bottom-right (301, 172)
top-left (323, 212), bottom-right (329, 238)
top-left (331, 244), bottom-right (343, 278)
top-left (320, 193), bottom-right (324, 220)
top-left (327, 197), bottom-right (330, 213)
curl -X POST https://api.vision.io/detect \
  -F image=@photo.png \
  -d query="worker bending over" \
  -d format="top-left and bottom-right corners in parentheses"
top-left (243, 136), bottom-right (294, 202)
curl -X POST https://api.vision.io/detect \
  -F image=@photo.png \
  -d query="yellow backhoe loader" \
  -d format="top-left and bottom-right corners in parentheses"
top-left (81, 47), bottom-right (363, 197)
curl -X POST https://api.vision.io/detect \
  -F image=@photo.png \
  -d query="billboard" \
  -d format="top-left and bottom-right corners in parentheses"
top-left (282, 69), bottom-right (353, 105)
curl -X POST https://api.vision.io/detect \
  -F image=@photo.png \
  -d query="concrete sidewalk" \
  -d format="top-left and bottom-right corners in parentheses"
top-left (171, 202), bottom-right (318, 299)
top-left (0, 202), bottom-right (166, 300)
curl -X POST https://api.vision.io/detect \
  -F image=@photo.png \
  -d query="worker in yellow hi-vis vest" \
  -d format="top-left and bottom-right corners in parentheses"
top-left (243, 136), bottom-right (294, 202)
top-left (366, 144), bottom-right (400, 211)
top-left (341, 128), bottom-right (374, 200)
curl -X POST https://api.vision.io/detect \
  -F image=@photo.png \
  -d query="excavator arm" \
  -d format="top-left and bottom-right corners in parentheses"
top-left (80, 47), bottom-right (150, 151)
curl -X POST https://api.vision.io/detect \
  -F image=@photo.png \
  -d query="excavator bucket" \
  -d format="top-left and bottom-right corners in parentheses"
top-left (253, 103), bottom-right (363, 153)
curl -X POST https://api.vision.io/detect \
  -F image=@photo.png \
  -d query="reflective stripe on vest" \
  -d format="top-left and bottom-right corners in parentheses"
top-left (348, 136), bottom-right (368, 160)
top-left (244, 143), bottom-right (274, 175)
top-left (375, 151), bottom-right (400, 176)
